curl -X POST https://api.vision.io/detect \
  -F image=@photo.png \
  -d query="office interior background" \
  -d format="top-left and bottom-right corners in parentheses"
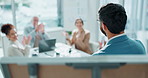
top-left (0, 0), bottom-right (148, 78)
top-left (0, 0), bottom-right (148, 53)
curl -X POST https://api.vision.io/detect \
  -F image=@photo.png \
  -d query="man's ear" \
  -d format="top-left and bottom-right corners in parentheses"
top-left (102, 23), bottom-right (107, 31)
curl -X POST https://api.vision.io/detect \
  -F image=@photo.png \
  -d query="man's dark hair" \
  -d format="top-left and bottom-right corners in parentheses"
top-left (98, 3), bottom-right (127, 34)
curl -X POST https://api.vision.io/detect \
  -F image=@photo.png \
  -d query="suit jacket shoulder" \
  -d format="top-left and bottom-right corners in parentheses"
top-left (93, 35), bottom-right (146, 55)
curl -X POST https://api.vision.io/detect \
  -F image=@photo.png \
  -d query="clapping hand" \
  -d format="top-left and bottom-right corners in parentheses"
top-left (38, 23), bottom-right (44, 33)
top-left (35, 25), bottom-right (39, 32)
top-left (98, 40), bottom-right (106, 49)
top-left (22, 35), bottom-right (32, 46)
top-left (63, 31), bottom-right (69, 39)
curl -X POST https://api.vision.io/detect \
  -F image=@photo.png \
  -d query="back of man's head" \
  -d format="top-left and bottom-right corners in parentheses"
top-left (98, 3), bottom-right (127, 34)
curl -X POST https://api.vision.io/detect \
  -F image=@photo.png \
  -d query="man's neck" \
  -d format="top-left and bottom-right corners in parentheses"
top-left (107, 31), bottom-right (124, 40)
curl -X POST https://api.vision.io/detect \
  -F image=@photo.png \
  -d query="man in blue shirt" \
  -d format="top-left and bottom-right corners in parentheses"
top-left (93, 3), bottom-right (146, 55)
top-left (24, 16), bottom-right (49, 48)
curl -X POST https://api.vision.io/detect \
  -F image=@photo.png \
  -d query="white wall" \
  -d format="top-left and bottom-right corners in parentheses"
top-left (137, 0), bottom-right (148, 52)
top-left (87, 0), bottom-right (99, 41)
top-left (63, 0), bottom-right (88, 31)
top-left (137, 31), bottom-right (148, 52)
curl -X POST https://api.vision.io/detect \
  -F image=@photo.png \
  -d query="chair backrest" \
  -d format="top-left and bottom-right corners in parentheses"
top-left (0, 56), bottom-right (148, 78)
top-left (0, 64), bottom-right (91, 78)
top-left (2, 35), bottom-right (23, 56)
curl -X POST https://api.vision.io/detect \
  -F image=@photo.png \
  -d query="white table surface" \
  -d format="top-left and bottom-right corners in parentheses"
top-left (30, 43), bottom-right (91, 57)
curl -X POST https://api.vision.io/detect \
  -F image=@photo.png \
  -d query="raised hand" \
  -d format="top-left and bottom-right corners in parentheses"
top-left (63, 31), bottom-right (69, 39)
top-left (35, 25), bottom-right (39, 32)
top-left (22, 35), bottom-right (32, 45)
top-left (38, 23), bottom-right (44, 33)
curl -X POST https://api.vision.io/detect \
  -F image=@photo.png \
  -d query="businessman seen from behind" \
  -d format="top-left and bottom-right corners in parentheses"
top-left (93, 3), bottom-right (146, 55)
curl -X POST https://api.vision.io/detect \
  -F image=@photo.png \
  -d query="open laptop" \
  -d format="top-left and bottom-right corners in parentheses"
top-left (39, 39), bottom-right (56, 53)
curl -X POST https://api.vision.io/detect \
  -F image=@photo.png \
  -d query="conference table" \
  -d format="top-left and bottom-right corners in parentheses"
top-left (30, 43), bottom-right (91, 57)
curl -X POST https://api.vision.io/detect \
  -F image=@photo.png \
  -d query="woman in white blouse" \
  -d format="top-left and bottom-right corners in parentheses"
top-left (1, 24), bottom-right (31, 57)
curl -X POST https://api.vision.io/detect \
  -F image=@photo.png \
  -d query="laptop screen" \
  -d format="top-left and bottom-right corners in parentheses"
top-left (39, 39), bottom-right (56, 53)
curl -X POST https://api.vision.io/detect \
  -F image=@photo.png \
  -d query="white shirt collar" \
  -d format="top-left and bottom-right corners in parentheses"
top-left (106, 33), bottom-right (126, 45)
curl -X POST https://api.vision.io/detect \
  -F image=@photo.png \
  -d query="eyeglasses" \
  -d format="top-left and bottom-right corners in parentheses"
top-left (97, 19), bottom-right (100, 21)
top-left (97, 19), bottom-right (101, 24)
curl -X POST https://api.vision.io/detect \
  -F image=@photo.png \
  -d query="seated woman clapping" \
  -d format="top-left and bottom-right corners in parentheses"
top-left (1, 24), bottom-right (31, 57)
top-left (64, 19), bottom-right (93, 54)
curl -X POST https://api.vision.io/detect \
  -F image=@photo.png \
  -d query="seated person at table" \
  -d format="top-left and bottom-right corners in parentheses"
top-left (24, 16), bottom-right (49, 47)
top-left (64, 18), bottom-right (93, 54)
top-left (93, 3), bottom-right (146, 55)
top-left (1, 24), bottom-right (31, 57)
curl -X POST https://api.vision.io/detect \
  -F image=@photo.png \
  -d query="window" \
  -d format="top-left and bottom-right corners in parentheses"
top-left (124, 0), bottom-right (136, 38)
top-left (15, 0), bottom-right (58, 31)
top-left (0, 0), bottom-right (13, 25)
top-left (99, 0), bottom-right (120, 8)
top-left (0, 0), bottom-right (59, 32)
